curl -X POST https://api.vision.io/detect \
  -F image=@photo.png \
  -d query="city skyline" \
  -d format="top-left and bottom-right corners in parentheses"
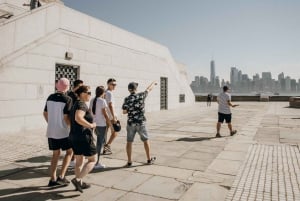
top-left (62, 0), bottom-right (300, 81)
top-left (191, 61), bottom-right (300, 94)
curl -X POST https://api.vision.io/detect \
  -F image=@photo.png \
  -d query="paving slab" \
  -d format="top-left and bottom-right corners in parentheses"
top-left (179, 183), bottom-right (228, 201)
top-left (134, 176), bottom-right (191, 200)
top-left (1, 102), bottom-right (300, 200)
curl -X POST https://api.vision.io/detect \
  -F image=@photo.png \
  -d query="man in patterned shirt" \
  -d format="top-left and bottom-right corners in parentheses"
top-left (122, 81), bottom-right (157, 167)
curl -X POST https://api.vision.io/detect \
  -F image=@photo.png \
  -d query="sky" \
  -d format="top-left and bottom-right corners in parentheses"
top-left (62, 0), bottom-right (300, 82)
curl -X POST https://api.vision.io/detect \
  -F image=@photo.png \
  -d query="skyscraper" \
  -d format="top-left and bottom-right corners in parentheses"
top-left (230, 67), bottom-right (239, 85)
top-left (210, 60), bottom-right (215, 86)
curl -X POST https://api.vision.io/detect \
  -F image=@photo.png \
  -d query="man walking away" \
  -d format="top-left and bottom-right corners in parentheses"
top-left (216, 86), bottom-right (239, 138)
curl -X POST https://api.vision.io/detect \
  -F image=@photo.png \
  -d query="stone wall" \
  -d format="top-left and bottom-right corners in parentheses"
top-left (0, 2), bottom-right (194, 134)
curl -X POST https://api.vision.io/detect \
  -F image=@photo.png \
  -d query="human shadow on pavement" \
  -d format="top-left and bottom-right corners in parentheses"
top-left (176, 137), bottom-right (216, 142)
top-left (0, 186), bottom-right (79, 201)
top-left (16, 155), bottom-right (51, 163)
top-left (92, 163), bottom-right (150, 173)
top-left (0, 165), bottom-right (49, 180)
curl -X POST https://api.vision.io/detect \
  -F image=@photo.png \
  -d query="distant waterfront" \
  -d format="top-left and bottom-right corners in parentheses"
top-left (194, 93), bottom-right (300, 96)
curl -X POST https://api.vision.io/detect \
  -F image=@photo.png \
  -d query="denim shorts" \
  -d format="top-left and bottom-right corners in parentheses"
top-left (126, 123), bottom-right (149, 142)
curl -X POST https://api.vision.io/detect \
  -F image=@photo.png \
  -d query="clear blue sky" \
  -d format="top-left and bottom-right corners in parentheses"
top-left (62, 0), bottom-right (300, 82)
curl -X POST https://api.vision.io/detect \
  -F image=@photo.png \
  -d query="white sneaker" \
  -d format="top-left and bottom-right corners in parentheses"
top-left (69, 160), bottom-right (76, 168)
top-left (94, 163), bottom-right (106, 169)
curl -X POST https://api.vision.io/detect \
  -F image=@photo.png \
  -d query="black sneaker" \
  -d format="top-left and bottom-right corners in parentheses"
top-left (71, 178), bottom-right (83, 193)
top-left (81, 182), bottom-right (91, 189)
top-left (230, 130), bottom-right (237, 136)
top-left (147, 157), bottom-right (156, 165)
top-left (124, 162), bottom-right (132, 168)
top-left (215, 133), bottom-right (221, 138)
top-left (48, 180), bottom-right (62, 187)
top-left (57, 176), bottom-right (70, 185)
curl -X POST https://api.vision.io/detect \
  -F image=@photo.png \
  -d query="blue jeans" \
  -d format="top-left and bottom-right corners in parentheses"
top-left (95, 126), bottom-right (106, 155)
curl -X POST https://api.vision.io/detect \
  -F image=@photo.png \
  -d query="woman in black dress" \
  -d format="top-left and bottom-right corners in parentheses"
top-left (69, 85), bottom-right (96, 193)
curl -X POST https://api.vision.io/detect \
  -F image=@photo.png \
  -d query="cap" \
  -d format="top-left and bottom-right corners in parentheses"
top-left (113, 120), bottom-right (121, 132)
top-left (56, 78), bottom-right (70, 92)
top-left (128, 82), bottom-right (138, 91)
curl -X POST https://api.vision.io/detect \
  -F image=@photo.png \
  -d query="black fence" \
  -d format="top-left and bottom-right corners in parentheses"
top-left (195, 95), bottom-right (291, 102)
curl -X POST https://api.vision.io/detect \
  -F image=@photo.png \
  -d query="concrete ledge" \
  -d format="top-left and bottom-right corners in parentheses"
top-left (289, 97), bottom-right (300, 108)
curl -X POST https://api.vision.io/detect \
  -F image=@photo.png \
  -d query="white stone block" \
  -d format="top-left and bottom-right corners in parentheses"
top-left (46, 4), bottom-right (60, 33)
top-left (29, 43), bottom-right (66, 60)
top-left (0, 66), bottom-right (52, 84)
top-left (0, 116), bottom-right (25, 134)
top-left (0, 21), bottom-right (15, 58)
top-left (48, 33), bottom-right (69, 46)
top-left (8, 53), bottom-right (28, 67)
top-left (67, 47), bottom-right (86, 62)
top-left (27, 53), bottom-right (56, 70)
top-left (0, 99), bottom-right (44, 118)
top-left (24, 114), bottom-right (46, 131)
top-left (60, 7), bottom-right (89, 36)
top-left (85, 51), bottom-right (111, 65)
top-left (0, 83), bottom-right (26, 100)
top-left (15, 10), bottom-right (46, 51)
top-left (89, 17), bottom-right (111, 42)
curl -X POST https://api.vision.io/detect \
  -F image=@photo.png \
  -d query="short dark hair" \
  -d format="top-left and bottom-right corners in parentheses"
top-left (75, 85), bottom-right (90, 96)
top-left (107, 78), bottom-right (116, 84)
top-left (73, 80), bottom-right (83, 88)
top-left (223, 86), bottom-right (229, 92)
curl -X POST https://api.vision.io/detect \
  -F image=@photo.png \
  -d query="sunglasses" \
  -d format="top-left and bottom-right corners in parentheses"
top-left (110, 83), bottom-right (117, 86)
top-left (84, 91), bottom-right (92, 95)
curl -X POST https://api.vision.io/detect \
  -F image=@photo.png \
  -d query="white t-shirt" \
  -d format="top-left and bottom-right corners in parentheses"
top-left (218, 92), bottom-right (231, 114)
top-left (90, 97), bottom-right (108, 127)
top-left (105, 90), bottom-right (115, 120)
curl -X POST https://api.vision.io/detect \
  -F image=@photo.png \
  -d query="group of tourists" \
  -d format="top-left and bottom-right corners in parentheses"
top-left (43, 77), bottom-right (157, 193)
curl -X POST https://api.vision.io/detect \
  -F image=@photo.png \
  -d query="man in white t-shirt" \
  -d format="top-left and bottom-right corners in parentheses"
top-left (103, 78), bottom-right (118, 154)
top-left (216, 86), bottom-right (239, 138)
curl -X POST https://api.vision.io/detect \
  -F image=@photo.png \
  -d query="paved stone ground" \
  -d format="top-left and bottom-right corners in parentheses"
top-left (0, 102), bottom-right (299, 201)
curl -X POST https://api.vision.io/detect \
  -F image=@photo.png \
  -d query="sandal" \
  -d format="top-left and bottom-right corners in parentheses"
top-left (103, 144), bottom-right (112, 155)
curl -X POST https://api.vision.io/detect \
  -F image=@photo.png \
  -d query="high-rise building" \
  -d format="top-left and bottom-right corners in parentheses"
top-left (285, 76), bottom-right (291, 92)
top-left (210, 60), bottom-right (215, 86)
top-left (230, 67), bottom-right (239, 86)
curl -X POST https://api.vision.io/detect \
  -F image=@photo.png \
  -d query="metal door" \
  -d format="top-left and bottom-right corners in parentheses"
top-left (55, 63), bottom-right (80, 90)
top-left (160, 77), bottom-right (168, 110)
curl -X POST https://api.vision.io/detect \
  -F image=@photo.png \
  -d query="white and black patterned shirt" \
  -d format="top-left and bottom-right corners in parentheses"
top-left (122, 91), bottom-right (148, 124)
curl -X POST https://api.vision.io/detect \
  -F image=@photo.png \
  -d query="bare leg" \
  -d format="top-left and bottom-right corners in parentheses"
top-left (74, 155), bottom-right (84, 179)
top-left (216, 122), bottom-right (221, 134)
top-left (228, 123), bottom-right (233, 132)
top-left (126, 142), bottom-right (133, 163)
top-left (143, 140), bottom-right (151, 161)
top-left (106, 130), bottom-right (118, 145)
top-left (79, 155), bottom-right (96, 179)
top-left (59, 148), bottom-right (73, 178)
top-left (50, 150), bottom-right (61, 181)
